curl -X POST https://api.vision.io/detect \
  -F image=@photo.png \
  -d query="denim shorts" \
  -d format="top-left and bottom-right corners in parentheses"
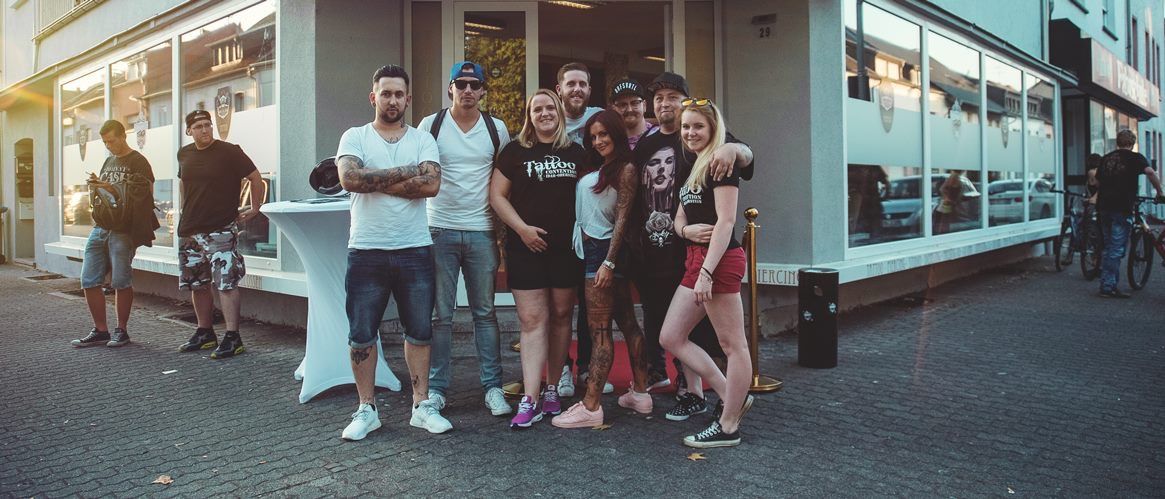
top-left (582, 237), bottom-right (625, 279)
top-left (80, 227), bottom-right (137, 289)
top-left (178, 224), bottom-right (246, 291)
top-left (345, 246), bottom-right (436, 348)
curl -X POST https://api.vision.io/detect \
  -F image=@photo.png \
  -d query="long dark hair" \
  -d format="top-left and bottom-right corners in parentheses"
top-left (582, 109), bottom-right (633, 194)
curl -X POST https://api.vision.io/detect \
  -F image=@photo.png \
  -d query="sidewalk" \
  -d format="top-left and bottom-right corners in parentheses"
top-left (0, 257), bottom-right (1162, 497)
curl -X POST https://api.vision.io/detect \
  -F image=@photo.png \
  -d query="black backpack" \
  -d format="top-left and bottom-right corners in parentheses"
top-left (428, 108), bottom-right (502, 157)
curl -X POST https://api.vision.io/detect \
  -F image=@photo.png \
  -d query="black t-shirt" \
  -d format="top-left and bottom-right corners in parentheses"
top-left (1096, 148), bottom-right (1151, 214)
top-left (678, 168), bottom-right (741, 249)
top-left (95, 150), bottom-right (155, 232)
top-left (495, 140), bottom-right (586, 250)
top-left (629, 131), bottom-right (753, 276)
top-left (177, 140), bottom-right (258, 237)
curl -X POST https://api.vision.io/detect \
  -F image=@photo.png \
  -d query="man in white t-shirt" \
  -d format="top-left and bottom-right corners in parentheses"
top-left (335, 64), bottom-right (450, 441)
top-left (416, 61), bottom-right (512, 417)
top-left (558, 62), bottom-right (604, 146)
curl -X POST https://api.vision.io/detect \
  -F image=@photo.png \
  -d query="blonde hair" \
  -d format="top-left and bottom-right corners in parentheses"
top-left (681, 103), bottom-right (727, 191)
top-left (517, 89), bottom-right (572, 150)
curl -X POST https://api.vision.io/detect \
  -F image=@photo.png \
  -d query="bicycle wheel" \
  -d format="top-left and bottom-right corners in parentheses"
top-left (1127, 229), bottom-right (1154, 290)
top-left (1080, 221), bottom-right (1102, 280)
top-left (1054, 220), bottom-right (1074, 271)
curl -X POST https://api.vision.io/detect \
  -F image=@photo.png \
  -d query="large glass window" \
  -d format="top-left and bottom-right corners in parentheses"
top-left (181, 0), bottom-right (277, 259)
top-left (1026, 75), bottom-right (1056, 221)
top-left (61, 69), bottom-right (106, 238)
top-left (929, 32), bottom-right (982, 236)
top-left (111, 41), bottom-right (176, 247)
top-left (985, 57), bottom-right (1023, 227)
top-left (845, 1), bottom-right (923, 247)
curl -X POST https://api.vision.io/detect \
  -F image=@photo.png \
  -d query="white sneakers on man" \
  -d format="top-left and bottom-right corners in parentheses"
top-left (485, 386), bottom-right (513, 416)
top-left (558, 366), bottom-right (576, 397)
top-left (411, 399), bottom-right (453, 434)
top-left (341, 403), bottom-right (382, 441)
top-left (428, 391), bottom-right (447, 410)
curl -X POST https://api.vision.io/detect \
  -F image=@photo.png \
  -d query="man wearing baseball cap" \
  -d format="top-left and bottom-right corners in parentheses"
top-left (416, 61), bottom-right (513, 418)
top-left (174, 109), bottom-right (266, 359)
top-left (608, 77), bottom-right (657, 150)
top-left (629, 71), bottom-right (755, 419)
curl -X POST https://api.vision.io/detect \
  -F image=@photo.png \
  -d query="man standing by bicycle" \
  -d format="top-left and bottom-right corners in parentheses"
top-left (1095, 129), bottom-right (1165, 298)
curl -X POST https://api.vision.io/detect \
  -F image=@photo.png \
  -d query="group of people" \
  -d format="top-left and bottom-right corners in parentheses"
top-left (71, 111), bottom-right (265, 361)
top-left (333, 61), bottom-right (757, 449)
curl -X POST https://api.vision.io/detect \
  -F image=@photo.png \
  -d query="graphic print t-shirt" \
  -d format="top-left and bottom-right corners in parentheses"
top-left (1096, 148), bottom-right (1151, 214)
top-left (565, 107), bottom-right (603, 145)
top-left (678, 169), bottom-right (741, 249)
top-left (630, 131), bottom-right (753, 276)
top-left (495, 140), bottom-right (586, 250)
top-left (95, 150), bottom-right (155, 232)
top-left (177, 140), bottom-right (257, 237)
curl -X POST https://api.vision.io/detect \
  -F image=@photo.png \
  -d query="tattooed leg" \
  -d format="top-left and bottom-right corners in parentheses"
top-left (351, 345), bottom-right (378, 405)
top-left (613, 281), bottom-right (649, 393)
top-left (583, 279), bottom-right (614, 411)
top-left (404, 342), bottom-right (432, 406)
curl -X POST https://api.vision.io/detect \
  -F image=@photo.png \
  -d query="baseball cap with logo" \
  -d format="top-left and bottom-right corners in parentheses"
top-left (609, 78), bottom-right (645, 105)
top-left (646, 72), bottom-right (690, 97)
top-left (185, 110), bottom-right (212, 128)
top-left (450, 61), bottom-right (486, 82)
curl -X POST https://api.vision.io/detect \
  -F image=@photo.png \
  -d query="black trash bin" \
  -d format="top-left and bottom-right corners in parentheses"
top-left (798, 267), bottom-right (838, 368)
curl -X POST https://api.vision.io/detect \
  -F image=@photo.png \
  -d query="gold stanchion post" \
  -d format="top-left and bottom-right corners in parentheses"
top-left (744, 208), bottom-right (782, 393)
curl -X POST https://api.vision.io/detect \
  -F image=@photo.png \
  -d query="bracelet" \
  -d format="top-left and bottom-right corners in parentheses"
top-left (700, 267), bottom-right (714, 279)
top-left (679, 225), bottom-right (687, 239)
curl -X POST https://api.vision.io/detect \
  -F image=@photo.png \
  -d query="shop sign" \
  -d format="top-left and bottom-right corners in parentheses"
top-left (878, 81), bottom-right (894, 132)
top-left (215, 86), bottom-right (233, 140)
top-left (134, 120), bottom-right (148, 149)
top-left (77, 125), bottom-right (90, 161)
top-left (1091, 39), bottom-right (1160, 115)
top-left (950, 99), bottom-right (963, 139)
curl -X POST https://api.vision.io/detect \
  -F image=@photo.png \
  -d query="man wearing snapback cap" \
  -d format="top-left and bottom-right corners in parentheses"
top-left (609, 77), bottom-right (657, 150)
top-left (417, 61), bottom-right (513, 417)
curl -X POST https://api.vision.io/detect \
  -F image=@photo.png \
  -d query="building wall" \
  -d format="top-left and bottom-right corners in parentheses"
top-left (3, 97), bottom-right (62, 266)
top-left (929, 0), bottom-right (1046, 58)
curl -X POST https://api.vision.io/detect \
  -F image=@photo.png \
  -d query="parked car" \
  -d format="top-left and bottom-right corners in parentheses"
top-left (988, 178), bottom-right (1055, 224)
top-left (881, 174), bottom-right (981, 234)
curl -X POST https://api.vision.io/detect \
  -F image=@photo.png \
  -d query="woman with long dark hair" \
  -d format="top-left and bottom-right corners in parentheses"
top-left (552, 110), bottom-right (649, 428)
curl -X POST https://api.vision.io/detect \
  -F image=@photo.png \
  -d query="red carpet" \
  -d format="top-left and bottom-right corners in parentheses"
top-left (568, 339), bottom-right (686, 394)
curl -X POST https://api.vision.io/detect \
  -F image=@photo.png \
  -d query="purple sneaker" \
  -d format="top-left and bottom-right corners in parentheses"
top-left (510, 395), bottom-right (543, 430)
top-left (541, 385), bottom-right (562, 415)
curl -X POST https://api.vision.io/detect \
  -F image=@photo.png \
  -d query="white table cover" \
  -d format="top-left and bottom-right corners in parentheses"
top-left (261, 199), bottom-right (402, 402)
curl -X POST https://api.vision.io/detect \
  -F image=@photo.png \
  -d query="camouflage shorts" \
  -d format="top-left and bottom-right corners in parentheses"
top-left (178, 225), bottom-right (246, 291)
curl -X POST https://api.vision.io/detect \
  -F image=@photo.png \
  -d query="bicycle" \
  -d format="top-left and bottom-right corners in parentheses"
top-left (1051, 189), bottom-right (1102, 279)
top-left (1125, 196), bottom-right (1165, 290)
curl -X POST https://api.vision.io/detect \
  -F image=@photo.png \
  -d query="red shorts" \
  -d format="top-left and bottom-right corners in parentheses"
top-left (680, 245), bottom-right (745, 294)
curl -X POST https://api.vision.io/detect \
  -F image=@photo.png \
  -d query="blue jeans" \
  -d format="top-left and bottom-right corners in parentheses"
top-left (81, 227), bottom-right (136, 289)
top-left (345, 247), bottom-right (435, 348)
top-left (427, 228), bottom-right (502, 394)
top-left (1098, 210), bottom-right (1133, 293)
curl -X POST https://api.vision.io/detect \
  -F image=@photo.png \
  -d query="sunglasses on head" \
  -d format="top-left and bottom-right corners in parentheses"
top-left (681, 97), bottom-right (712, 108)
top-left (453, 80), bottom-right (485, 91)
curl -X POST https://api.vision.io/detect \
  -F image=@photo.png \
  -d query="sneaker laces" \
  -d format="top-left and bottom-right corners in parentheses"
top-left (695, 422), bottom-right (722, 440)
top-left (350, 406), bottom-right (374, 423)
top-left (543, 389), bottom-right (559, 404)
top-left (517, 398), bottom-right (536, 414)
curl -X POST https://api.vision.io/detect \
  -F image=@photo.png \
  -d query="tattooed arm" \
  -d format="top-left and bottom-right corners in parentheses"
top-left (336, 155), bottom-right (426, 194)
top-left (383, 160), bottom-right (441, 199)
top-left (602, 162), bottom-right (637, 271)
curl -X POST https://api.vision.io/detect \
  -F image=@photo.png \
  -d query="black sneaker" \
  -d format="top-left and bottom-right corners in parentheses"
top-left (106, 328), bottom-right (131, 347)
top-left (211, 331), bottom-right (245, 359)
top-left (712, 394), bottom-right (755, 420)
top-left (683, 421), bottom-right (740, 448)
top-left (665, 392), bottom-right (708, 421)
top-left (179, 328), bottom-right (218, 353)
top-left (71, 328), bottom-right (110, 348)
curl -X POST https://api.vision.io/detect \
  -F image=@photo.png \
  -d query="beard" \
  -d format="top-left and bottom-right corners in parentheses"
top-left (564, 92), bottom-right (587, 117)
top-left (378, 107), bottom-right (405, 125)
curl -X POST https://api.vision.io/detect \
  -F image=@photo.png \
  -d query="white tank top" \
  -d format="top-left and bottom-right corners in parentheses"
top-left (572, 170), bottom-right (619, 258)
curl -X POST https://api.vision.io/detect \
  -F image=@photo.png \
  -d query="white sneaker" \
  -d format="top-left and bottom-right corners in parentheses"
top-left (428, 391), bottom-right (447, 410)
top-left (578, 371), bottom-right (615, 394)
top-left (410, 399), bottom-right (453, 434)
top-left (485, 387), bottom-right (513, 416)
top-left (341, 403), bottom-right (382, 441)
top-left (558, 366), bottom-right (576, 397)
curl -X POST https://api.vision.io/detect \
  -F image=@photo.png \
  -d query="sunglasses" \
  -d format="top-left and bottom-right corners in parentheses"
top-left (453, 80), bottom-right (485, 91)
top-left (681, 97), bottom-right (712, 108)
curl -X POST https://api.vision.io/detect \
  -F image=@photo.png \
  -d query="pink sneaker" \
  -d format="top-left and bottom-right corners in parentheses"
top-left (551, 402), bottom-right (604, 428)
top-left (509, 395), bottom-right (543, 430)
top-left (617, 387), bottom-right (653, 414)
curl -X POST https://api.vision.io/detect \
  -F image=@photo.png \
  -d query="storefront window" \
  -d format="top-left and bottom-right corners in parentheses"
top-left (845, 1), bottom-right (923, 247)
top-left (111, 41), bottom-right (176, 247)
top-left (986, 57), bottom-right (1023, 227)
top-left (181, 0), bottom-right (277, 259)
top-left (61, 69), bottom-right (106, 238)
top-left (929, 32), bottom-right (982, 236)
top-left (1026, 75), bottom-right (1056, 221)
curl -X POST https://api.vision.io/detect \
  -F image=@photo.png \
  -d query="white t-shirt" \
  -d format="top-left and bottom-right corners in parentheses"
top-left (565, 106), bottom-right (604, 145)
top-left (417, 111), bottom-right (511, 231)
top-left (336, 123), bottom-right (440, 250)
top-left (572, 170), bottom-right (618, 259)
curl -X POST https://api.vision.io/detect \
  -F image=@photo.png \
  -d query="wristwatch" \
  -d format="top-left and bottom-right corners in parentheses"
top-left (602, 260), bottom-right (616, 270)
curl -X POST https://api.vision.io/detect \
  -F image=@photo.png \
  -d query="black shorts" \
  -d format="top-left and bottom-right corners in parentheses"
top-left (505, 244), bottom-right (583, 290)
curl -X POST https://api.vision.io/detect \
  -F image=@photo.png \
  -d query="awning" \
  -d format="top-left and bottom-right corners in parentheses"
top-left (1051, 19), bottom-right (1160, 120)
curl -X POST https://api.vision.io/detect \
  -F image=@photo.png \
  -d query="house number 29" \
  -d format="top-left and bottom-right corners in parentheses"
top-left (758, 26), bottom-right (771, 38)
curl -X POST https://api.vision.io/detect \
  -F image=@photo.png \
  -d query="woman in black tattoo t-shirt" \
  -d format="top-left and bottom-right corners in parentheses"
top-left (490, 89), bottom-right (585, 429)
top-left (658, 99), bottom-right (753, 448)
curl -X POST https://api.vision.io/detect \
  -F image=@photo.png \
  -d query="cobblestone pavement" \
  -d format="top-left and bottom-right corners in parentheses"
top-left (1, 257), bottom-right (1162, 497)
